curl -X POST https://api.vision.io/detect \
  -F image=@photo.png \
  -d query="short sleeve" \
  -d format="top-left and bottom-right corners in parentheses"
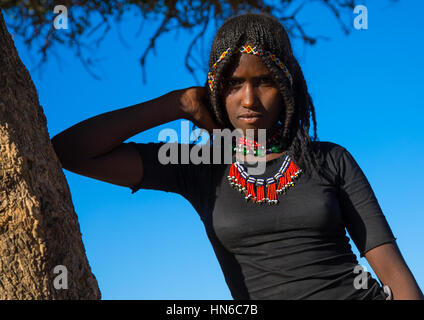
top-left (125, 141), bottom-right (215, 214)
top-left (335, 145), bottom-right (397, 258)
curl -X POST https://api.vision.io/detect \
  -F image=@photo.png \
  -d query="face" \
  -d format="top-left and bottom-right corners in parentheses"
top-left (223, 53), bottom-right (283, 139)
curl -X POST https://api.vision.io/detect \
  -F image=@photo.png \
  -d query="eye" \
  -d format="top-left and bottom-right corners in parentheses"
top-left (224, 79), bottom-right (243, 92)
top-left (258, 76), bottom-right (274, 85)
top-left (227, 79), bottom-right (242, 87)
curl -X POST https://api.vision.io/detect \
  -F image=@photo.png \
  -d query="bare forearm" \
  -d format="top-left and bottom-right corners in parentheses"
top-left (365, 242), bottom-right (424, 300)
top-left (51, 90), bottom-right (184, 166)
top-left (385, 268), bottom-right (424, 300)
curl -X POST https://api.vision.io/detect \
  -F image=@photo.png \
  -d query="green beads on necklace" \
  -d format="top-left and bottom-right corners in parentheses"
top-left (233, 142), bottom-right (285, 156)
top-left (255, 148), bottom-right (265, 157)
top-left (270, 146), bottom-right (280, 153)
top-left (232, 128), bottom-right (287, 156)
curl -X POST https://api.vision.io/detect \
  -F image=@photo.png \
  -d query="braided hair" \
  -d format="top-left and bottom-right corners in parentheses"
top-left (205, 12), bottom-right (327, 179)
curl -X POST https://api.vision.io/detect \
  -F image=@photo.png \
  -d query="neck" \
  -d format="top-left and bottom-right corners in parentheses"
top-left (233, 122), bottom-right (287, 160)
top-left (240, 122), bottom-right (283, 144)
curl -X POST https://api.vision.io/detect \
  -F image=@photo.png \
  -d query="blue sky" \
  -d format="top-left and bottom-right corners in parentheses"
top-left (5, 1), bottom-right (424, 299)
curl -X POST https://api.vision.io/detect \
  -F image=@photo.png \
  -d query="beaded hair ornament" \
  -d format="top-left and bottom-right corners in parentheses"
top-left (207, 44), bottom-right (294, 92)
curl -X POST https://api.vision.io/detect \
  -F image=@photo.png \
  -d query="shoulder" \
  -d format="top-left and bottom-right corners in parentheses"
top-left (308, 141), bottom-right (352, 180)
top-left (311, 140), bottom-right (346, 152)
top-left (310, 140), bottom-right (348, 160)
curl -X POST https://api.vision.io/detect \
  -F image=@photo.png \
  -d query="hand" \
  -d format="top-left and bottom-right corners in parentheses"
top-left (174, 86), bottom-right (221, 134)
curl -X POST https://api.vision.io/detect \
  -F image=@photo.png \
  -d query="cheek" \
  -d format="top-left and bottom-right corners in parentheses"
top-left (262, 90), bottom-right (283, 114)
top-left (224, 96), bottom-right (237, 120)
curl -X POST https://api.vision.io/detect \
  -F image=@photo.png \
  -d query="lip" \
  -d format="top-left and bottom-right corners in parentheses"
top-left (238, 112), bottom-right (263, 124)
top-left (238, 115), bottom-right (262, 124)
top-left (238, 112), bottom-right (263, 118)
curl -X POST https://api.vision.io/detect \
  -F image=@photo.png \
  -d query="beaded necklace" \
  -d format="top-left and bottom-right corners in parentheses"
top-left (228, 125), bottom-right (302, 205)
top-left (232, 125), bottom-right (286, 156)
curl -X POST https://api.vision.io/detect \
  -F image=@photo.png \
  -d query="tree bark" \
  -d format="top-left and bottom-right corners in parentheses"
top-left (0, 10), bottom-right (101, 299)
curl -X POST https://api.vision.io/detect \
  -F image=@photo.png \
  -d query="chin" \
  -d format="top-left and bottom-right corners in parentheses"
top-left (236, 121), bottom-right (271, 132)
top-left (233, 125), bottom-right (268, 141)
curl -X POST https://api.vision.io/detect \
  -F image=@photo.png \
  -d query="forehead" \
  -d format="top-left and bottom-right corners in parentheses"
top-left (226, 54), bottom-right (270, 78)
top-left (224, 53), bottom-right (269, 78)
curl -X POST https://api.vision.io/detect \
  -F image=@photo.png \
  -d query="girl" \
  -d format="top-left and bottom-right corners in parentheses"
top-left (51, 13), bottom-right (423, 300)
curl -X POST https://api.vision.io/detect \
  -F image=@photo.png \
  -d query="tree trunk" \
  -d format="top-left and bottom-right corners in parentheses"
top-left (0, 11), bottom-right (101, 299)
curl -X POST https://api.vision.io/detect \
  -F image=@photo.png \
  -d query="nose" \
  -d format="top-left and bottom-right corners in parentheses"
top-left (240, 82), bottom-right (258, 109)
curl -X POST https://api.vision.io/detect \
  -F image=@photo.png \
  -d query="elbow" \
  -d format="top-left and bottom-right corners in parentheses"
top-left (51, 135), bottom-right (75, 170)
top-left (51, 136), bottom-right (63, 162)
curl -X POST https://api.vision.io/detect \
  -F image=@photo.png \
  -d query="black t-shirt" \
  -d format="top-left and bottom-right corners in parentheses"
top-left (127, 140), bottom-right (396, 300)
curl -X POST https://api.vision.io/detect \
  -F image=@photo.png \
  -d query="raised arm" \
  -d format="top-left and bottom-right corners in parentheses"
top-left (50, 87), bottom-right (218, 189)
